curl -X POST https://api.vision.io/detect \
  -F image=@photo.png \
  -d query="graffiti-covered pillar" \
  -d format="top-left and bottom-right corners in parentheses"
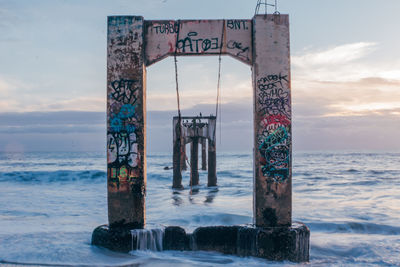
top-left (107, 16), bottom-right (146, 229)
top-left (252, 14), bottom-right (291, 227)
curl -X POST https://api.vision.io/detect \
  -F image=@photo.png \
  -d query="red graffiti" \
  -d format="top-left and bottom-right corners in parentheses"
top-left (261, 114), bottom-right (290, 127)
top-left (168, 41), bottom-right (174, 53)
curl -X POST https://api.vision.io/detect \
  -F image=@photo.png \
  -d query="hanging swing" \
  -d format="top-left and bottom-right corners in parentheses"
top-left (173, 20), bottom-right (224, 144)
top-left (172, 20), bottom-right (224, 189)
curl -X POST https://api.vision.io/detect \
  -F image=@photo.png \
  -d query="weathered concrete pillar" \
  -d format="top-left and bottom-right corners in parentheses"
top-left (207, 139), bottom-right (217, 186)
top-left (107, 16), bottom-right (146, 229)
top-left (252, 14), bottom-right (292, 227)
top-left (190, 138), bottom-right (199, 186)
top-left (172, 117), bottom-right (183, 188)
top-left (181, 140), bottom-right (187, 171)
top-left (201, 138), bottom-right (207, 170)
top-left (207, 118), bottom-right (217, 187)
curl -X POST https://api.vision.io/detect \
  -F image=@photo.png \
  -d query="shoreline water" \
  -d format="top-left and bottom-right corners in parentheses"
top-left (0, 151), bottom-right (399, 266)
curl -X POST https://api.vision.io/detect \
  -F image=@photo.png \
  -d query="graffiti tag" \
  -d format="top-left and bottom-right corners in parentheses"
top-left (226, 20), bottom-right (249, 30)
top-left (152, 22), bottom-right (179, 34)
top-left (227, 40), bottom-right (250, 60)
top-left (177, 32), bottom-right (220, 53)
top-left (257, 73), bottom-right (290, 118)
top-left (110, 79), bottom-right (139, 104)
top-left (258, 124), bottom-right (290, 183)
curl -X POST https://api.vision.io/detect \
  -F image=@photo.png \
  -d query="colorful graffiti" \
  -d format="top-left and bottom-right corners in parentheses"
top-left (258, 73), bottom-right (291, 183)
top-left (260, 114), bottom-right (290, 128)
top-left (258, 125), bottom-right (290, 182)
top-left (108, 78), bottom-right (141, 189)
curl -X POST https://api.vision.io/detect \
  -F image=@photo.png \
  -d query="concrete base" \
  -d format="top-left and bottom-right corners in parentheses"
top-left (92, 222), bottom-right (309, 262)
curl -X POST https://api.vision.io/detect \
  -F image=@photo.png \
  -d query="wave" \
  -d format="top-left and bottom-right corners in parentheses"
top-left (308, 221), bottom-right (400, 235)
top-left (216, 170), bottom-right (251, 179)
top-left (166, 213), bottom-right (252, 229)
top-left (0, 170), bottom-right (106, 183)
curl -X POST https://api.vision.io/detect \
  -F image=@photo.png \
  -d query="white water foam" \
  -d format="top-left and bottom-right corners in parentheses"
top-left (131, 228), bottom-right (164, 251)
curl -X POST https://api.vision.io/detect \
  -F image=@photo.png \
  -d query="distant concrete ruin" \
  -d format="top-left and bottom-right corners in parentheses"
top-left (172, 115), bottom-right (217, 188)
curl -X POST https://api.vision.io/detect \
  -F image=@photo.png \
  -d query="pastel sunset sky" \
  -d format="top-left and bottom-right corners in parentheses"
top-left (1, 0), bottom-right (399, 152)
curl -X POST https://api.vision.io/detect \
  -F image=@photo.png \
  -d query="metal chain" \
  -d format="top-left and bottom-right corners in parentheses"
top-left (214, 20), bottom-right (225, 144)
top-left (174, 20), bottom-right (182, 121)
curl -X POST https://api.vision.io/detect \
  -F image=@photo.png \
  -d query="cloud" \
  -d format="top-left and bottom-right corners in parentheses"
top-left (0, 76), bottom-right (26, 94)
top-left (291, 42), bottom-right (400, 118)
top-left (0, 111), bottom-right (105, 130)
top-left (1, 100), bottom-right (399, 152)
top-left (293, 77), bottom-right (400, 118)
top-left (293, 42), bottom-right (376, 67)
top-left (39, 97), bottom-right (105, 112)
top-left (0, 111), bottom-right (106, 152)
top-left (0, 102), bottom-right (253, 152)
top-left (292, 42), bottom-right (381, 82)
top-left (293, 112), bottom-right (400, 151)
top-left (146, 56), bottom-right (252, 111)
top-left (0, 75), bottom-right (105, 112)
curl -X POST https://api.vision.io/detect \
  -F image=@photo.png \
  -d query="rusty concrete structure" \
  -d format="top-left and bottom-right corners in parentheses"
top-left (96, 14), bottom-right (309, 262)
top-left (172, 116), bottom-right (217, 188)
top-left (93, 223), bottom-right (309, 262)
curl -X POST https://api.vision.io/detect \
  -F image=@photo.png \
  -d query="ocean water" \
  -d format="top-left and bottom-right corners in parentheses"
top-left (0, 151), bottom-right (399, 266)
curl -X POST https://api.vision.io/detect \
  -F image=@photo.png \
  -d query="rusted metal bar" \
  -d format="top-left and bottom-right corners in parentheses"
top-left (252, 14), bottom-right (291, 227)
top-left (107, 16), bottom-right (146, 229)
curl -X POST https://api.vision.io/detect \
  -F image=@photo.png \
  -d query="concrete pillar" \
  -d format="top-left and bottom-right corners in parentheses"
top-left (190, 138), bottom-right (199, 186)
top-left (181, 140), bottom-right (187, 171)
top-left (207, 139), bottom-right (217, 186)
top-left (201, 138), bottom-right (207, 170)
top-left (207, 118), bottom-right (217, 187)
top-left (252, 14), bottom-right (292, 227)
top-left (107, 16), bottom-right (146, 229)
top-left (173, 118), bottom-right (183, 188)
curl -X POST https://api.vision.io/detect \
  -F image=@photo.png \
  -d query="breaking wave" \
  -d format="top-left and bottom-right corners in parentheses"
top-left (0, 170), bottom-right (106, 183)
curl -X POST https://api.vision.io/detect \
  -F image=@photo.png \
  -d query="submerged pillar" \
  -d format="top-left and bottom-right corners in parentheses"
top-left (207, 139), bottom-right (217, 186)
top-left (252, 14), bottom-right (292, 227)
top-left (190, 138), bottom-right (199, 186)
top-left (107, 16), bottom-right (146, 229)
top-left (181, 140), bottom-right (187, 171)
top-left (173, 117), bottom-right (183, 188)
top-left (207, 118), bottom-right (217, 186)
top-left (201, 138), bottom-right (207, 170)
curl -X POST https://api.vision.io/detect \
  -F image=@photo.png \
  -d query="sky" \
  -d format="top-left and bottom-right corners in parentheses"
top-left (0, 0), bottom-right (400, 152)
